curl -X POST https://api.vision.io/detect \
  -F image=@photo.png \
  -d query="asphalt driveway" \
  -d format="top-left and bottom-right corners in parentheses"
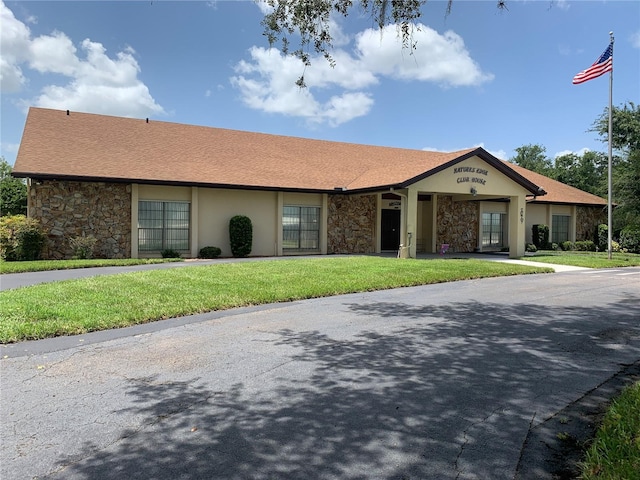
top-left (1, 266), bottom-right (639, 479)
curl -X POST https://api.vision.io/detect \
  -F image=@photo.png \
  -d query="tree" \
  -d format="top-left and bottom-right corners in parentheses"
top-left (260, 0), bottom-right (509, 86)
top-left (0, 157), bottom-right (27, 217)
top-left (591, 102), bottom-right (640, 228)
top-left (509, 144), bottom-right (553, 177)
top-left (592, 101), bottom-right (640, 153)
top-left (552, 150), bottom-right (607, 197)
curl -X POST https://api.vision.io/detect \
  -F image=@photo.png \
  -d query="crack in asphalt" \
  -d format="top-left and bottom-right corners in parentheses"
top-left (453, 405), bottom-right (507, 479)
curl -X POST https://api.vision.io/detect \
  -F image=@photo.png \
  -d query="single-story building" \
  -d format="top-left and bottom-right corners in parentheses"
top-left (12, 107), bottom-right (607, 260)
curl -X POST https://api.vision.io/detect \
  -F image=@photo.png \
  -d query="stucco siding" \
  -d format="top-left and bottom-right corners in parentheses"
top-left (196, 188), bottom-right (279, 257)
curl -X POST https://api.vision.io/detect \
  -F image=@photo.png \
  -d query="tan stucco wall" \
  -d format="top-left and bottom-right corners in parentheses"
top-left (197, 188), bottom-right (280, 257)
top-left (29, 180), bottom-right (131, 259)
top-left (411, 156), bottom-right (530, 198)
top-left (135, 185), bottom-right (325, 258)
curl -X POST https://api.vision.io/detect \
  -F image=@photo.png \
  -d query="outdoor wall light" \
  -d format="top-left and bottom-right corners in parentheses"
top-left (470, 187), bottom-right (477, 196)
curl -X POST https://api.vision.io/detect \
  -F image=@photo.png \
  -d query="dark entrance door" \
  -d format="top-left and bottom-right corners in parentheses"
top-left (381, 209), bottom-right (401, 250)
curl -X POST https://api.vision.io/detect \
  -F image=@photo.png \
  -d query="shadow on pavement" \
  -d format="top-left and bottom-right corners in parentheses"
top-left (52, 297), bottom-right (640, 479)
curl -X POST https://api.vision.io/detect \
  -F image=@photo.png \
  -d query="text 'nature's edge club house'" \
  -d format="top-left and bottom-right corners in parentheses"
top-left (12, 108), bottom-right (608, 260)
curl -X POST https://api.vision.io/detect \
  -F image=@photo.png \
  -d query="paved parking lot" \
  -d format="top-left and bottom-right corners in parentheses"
top-left (1, 266), bottom-right (639, 479)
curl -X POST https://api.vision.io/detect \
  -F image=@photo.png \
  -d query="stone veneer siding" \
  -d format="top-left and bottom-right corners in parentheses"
top-left (436, 196), bottom-right (479, 253)
top-left (576, 205), bottom-right (607, 242)
top-left (327, 194), bottom-right (376, 254)
top-left (29, 180), bottom-right (132, 259)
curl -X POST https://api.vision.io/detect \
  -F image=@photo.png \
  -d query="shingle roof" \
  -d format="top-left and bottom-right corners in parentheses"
top-left (506, 162), bottom-right (607, 206)
top-left (13, 107), bottom-right (605, 206)
top-left (14, 108), bottom-right (476, 192)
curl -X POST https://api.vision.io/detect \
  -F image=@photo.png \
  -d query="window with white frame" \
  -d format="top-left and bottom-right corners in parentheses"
top-left (552, 215), bottom-right (570, 244)
top-left (138, 201), bottom-right (190, 251)
top-left (283, 206), bottom-right (320, 251)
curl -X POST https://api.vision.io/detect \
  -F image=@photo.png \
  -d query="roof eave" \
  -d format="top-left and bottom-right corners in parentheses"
top-left (14, 173), bottom-right (347, 195)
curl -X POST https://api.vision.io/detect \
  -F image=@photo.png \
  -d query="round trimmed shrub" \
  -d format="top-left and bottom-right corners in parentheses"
top-left (199, 246), bottom-right (221, 259)
top-left (161, 248), bottom-right (181, 258)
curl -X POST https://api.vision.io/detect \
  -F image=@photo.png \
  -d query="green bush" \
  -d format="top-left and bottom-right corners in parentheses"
top-left (551, 242), bottom-right (559, 251)
top-left (161, 248), bottom-right (181, 258)
top-left (0, 215), bottom-right (46, 261)
top-left (560, 241), bottom-right (574, 251)
top-left (619, 225), bottom-right (640, 253)
top-left (525, 243), bottom-right (537, 252)
top-left (199, 246), bottom-right (221, 259)
top-left (574, 240), bottom-right (596, 251)
top-left (229, 215), bottom-right (252, 258)
top-left (70, 234), bottom-right (97, 259)
top-left (532, 224), bottom-right (550, 250)
top-left (596, 224), bottom-right (608, 252)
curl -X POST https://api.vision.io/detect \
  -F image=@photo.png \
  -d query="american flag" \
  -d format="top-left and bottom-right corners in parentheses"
top-left (572, 42), bottom-right (613, 84)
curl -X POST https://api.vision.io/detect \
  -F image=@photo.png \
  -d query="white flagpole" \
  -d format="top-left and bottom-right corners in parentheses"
top-left (607, 32), bottom-right (614, 260)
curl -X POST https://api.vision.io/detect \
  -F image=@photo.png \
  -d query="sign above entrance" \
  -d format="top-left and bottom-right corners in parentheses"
top-left (453, 165), bottom-right (489, 187)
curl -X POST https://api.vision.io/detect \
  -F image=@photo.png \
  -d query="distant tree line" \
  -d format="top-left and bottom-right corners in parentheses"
top-left (509, 102), bottom-right (640, 232)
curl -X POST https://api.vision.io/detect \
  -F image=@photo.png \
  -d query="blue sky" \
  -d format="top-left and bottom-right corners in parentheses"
top-left (2, 1), bottom-right (639, 167)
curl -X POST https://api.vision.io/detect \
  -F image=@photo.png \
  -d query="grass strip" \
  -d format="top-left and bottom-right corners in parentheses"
top-left (0, 258), bottom-right (180, 274)
top-left (580, 381), bottom-right (640, 480)
top-left (0, 256), bottom-right (550, 343)
top-left (528, 251), bottom-right (640, 268)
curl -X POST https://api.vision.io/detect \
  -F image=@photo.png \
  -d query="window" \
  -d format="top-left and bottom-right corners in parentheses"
top-left (283, 206), bottom-right (320, 251)
top-left (138, 201), bottom-right (190, 251)
top-left (482, 213), bottom-right (505, 248)
top-left (552, 215), bottom-right (570, 244)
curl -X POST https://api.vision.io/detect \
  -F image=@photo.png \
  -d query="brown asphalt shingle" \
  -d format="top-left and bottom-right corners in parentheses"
top-left (507, 162), bottom-right (607, 206)
top-left (13, 107), bottom-right (607, 206)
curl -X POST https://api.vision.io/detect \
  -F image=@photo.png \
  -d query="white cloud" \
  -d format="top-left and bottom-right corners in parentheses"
top-left (355, 24), bottom-right (493, 87)
top-left (231, 46), bottom-right (375, 126)
top-left (631, 30), bottom-right (640, 49)
top-left (255, 1), bottom-right (273, 15)
top-left (553, 0), bottom-right (570, 11)
top-left (1, 1), bottom-right (164, 118)
top-left (28, 30), bottom-right (79, 75)
top-left (231, 22), bottom-right (492, 126)
top-left (422, 142), bottom-right (506, 159)
top-left (0, 1), bottom-right (31, 92)
top-left (554, 148), bottom-right (590, 158)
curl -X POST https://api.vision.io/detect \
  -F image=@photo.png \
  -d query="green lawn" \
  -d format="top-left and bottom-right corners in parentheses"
top-left (528, 251), bottom-right (640, 268)
top-left (0, 257), bottom-right (180, 274)
top-left (0, 256), bottom-right (550, 343)
top-left (581, 381), bottom-right (640, 480)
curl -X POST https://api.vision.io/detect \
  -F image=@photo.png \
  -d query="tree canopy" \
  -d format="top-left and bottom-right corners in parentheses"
top-left (260, 0), bottom-right (508, 86)
top-left (592, 102), bottom-right (640, 227)
top-left (511, 102), bottom-right (640, 230)
top-left (1, 157), bottom-right (27, 217)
